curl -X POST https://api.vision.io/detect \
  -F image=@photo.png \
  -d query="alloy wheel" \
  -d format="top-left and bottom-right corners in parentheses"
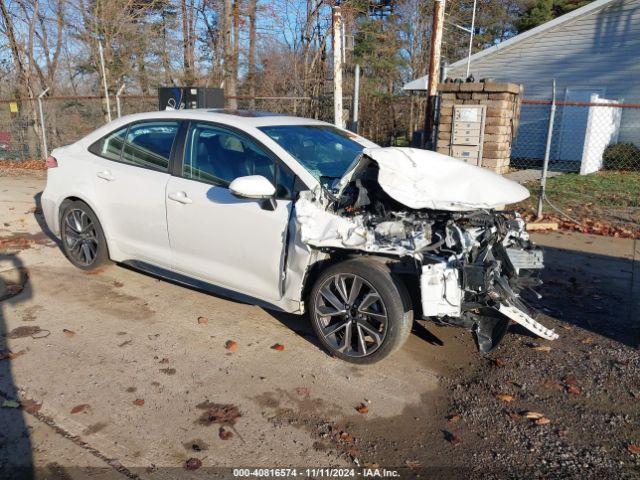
top-left (314, 273), bottom-right (388, 358)
top-left (63, 208), bottom-right (99, 267)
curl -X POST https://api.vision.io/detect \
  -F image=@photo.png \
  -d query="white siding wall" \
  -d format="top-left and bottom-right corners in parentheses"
top-left (449, 0), bottom-right (640, 100)
top-left (448, 0), bottom-right (640, 152)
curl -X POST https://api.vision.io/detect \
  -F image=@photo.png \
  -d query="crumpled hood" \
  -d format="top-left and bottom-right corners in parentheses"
top-left (341, 147), bottom-right (530, 211)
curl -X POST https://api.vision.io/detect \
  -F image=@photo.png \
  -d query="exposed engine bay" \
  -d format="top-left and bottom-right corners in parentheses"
top-left (296, 148), bottom-right (558, 353)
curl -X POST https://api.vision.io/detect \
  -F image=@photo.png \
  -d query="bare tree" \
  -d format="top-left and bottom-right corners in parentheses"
top-left (223, 0), bottom-right (237, 108)
top-left (180, 0), bottom-right (196, 84)
top-left (247, 0), bottom-right (257, 108)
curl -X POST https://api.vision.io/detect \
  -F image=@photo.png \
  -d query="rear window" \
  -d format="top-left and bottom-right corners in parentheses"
top-left (88, 121), bottom-right (179, 172)
top-left (88, 126), bottom-right (127, 161)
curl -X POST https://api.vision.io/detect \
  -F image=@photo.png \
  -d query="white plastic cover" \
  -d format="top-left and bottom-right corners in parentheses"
top-left (356, 147), bottom-right (530, 211)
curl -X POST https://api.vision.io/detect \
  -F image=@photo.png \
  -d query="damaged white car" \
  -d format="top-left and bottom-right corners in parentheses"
top-left (42, 110), bottom-right (557, 364)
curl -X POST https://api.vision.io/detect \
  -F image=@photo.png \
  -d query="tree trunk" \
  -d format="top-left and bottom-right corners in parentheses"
top-left (223, 0), bottom-right (237, 108)
top-left (232, 0), bottom-right (240, 96)
top-left (181, 0), bottom-right (195, 84)
top-left (247, 0), bottom-right (257, 109)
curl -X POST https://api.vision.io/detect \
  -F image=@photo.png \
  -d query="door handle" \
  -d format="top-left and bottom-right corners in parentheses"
top-left (96, 170), bottom-right (115, 181)
top-left (168, 191), bottom-right (193, 204)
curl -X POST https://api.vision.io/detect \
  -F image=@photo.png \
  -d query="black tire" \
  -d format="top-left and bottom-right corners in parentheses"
top-left (309, 257), bottom-right (413, 364)
top-left (60, 200), bottom-right (109, 271)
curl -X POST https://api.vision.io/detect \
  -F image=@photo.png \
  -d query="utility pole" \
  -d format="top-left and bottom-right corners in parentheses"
top-left (466, 0), bottom-right (477, 78)
top-left (422, 0), bottom-right (445, 148)
top-left (332, 5), bottom-right (344, 128)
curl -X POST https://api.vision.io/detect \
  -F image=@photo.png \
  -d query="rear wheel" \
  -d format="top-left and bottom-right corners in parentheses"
top-left (309, 258), bottom-right (413, 364)
top-left (60, 201), bottom-right (109, 271)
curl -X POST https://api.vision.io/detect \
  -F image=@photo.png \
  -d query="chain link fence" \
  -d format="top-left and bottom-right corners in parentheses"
top-left (0, 95), bottom-right (158, 161)
top-left (512, 99), bottom-right (640, 173)
top-left (510, 98), bottom-right (640, 237)
top-left (0, 93), bottom-right (416, 163)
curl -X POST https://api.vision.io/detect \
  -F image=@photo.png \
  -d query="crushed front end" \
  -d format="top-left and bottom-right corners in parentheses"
top-left (296, 148), bottom-right (558, 353)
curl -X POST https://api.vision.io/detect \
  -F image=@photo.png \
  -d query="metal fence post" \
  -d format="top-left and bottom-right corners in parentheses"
top-left (352, 63), bottom-right (360, 133)
top-left (98, 41), bottom-right (112, 122)
top-left (116, 83), bottom-right (126, 118)
top-left (537, 80), bottom-right (556, 219)
top-left (37, 87), bottom-right (50, 159)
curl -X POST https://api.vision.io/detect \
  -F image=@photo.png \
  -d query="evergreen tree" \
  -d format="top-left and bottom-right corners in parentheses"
top-left (517, 0), bottom-right (594, 32)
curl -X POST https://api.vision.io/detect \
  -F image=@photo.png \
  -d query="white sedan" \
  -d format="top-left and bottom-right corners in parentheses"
top-left (42, 109), bottom-right (557, 363)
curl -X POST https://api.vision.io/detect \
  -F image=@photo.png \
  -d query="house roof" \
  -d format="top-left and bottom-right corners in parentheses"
top-left (403, 0), bottom-right (618, 91)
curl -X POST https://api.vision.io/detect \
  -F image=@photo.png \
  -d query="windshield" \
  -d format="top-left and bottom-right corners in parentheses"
top-left (258, 125), bottom-right (367, 186)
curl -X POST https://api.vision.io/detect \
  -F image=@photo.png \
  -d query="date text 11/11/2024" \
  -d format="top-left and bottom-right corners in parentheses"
top-left (232, 468), bottom-right (401, 478)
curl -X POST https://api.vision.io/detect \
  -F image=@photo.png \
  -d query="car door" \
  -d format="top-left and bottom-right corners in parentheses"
top-left (166, 121), bottom-right (296, 301)
top-left (87, 120), bottom-right (180, 267)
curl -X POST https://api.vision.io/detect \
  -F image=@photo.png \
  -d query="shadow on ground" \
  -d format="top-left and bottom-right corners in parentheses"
top-left (531, 245), bottom-right (639, 349)
top-left (0, 253), bottom-right (33, 479)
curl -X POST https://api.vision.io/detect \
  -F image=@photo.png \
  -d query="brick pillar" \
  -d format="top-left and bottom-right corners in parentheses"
top-left (435, 82), bottom-right (522, 174)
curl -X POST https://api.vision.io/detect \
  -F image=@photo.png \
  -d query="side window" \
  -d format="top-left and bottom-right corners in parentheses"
top-left (121, 121), bottom-right (179, 172)
top-left (183, 123), bottom-right (275, 187)
top-left (88, 126), bottom-right (127, 161)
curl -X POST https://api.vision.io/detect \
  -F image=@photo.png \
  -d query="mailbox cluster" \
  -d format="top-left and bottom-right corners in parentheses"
top-left (436, 81), bottom-right (522, 174)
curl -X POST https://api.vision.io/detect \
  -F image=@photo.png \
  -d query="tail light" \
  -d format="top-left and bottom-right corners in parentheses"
top-left (45, 155), bottom-right (58, 168)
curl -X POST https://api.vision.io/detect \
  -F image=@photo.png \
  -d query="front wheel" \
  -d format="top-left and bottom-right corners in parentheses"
top-left (309, 258), bottom-right (413, 364)
top-left (60, 200), bottom-right (109, 271)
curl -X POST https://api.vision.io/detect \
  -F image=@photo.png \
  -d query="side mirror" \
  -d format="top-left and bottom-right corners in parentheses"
top-left (229, 175), bottom-right (276, 200)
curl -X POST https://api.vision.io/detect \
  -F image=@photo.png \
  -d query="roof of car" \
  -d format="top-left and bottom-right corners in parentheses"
top-left (206, 109), bottom-right (287, 117)
top-left (125, 108), bottom-right (330, 128)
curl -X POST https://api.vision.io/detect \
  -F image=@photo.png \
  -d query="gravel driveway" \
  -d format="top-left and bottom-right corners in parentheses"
top-left (0, 172), bottom-right (638, 479)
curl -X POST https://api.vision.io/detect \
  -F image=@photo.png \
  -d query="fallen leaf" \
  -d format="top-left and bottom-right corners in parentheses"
top-left (405, 460), bottom-right (422, 469)
top-left (531, 345), bottom-right (551, 352)
top-left (294, 387), bottom-right (310, 397)
top-left (63, 329), bottom-right (75, 337)
top-left (271, 343), bottom-right (285, 351)
top-left (363, 462), bottom-right (380, 469)
top-left (355, 403), bottom-right (369, 414)
top-left (535, 417), bottom-right (551, 425)
top-left (566, 385), bottom-right (581, 395)
top-left (507, 411), bottom-right (520, 420)
top-left (0, 349), bottom-right (27, 361)
top-left (339, 431), bottom-right (354, 443)
top-left (522, 411), bottom-right (545, 419)
top-left (2, 399), bottom-right (20, 408)
top-left (184, 458), bottom-right (202, 470)
top-left (447, 414), bottom-right (461, 422)
top-left (225, 340), bottom-right (238, 352)
top-left (197, 316), bottom-right (208, 325)
top-left (580, 337), bottom-right (594, 344)
top-left (70, 404), bottom-right (90, 414)
top-left (197, 402), bottom-right (241, 426)
top-left (497, 394), bottom-right (515, 403)
top-left (627, 444), bottom-right (640, 455)
top-left (133, 399), bottom-right (145, 406)
top-left (492, 358), bottom-right (506, 367)
top-left (218, 427), bottom-right (233, 440)
top-left (18, 399), bottom-right (40, 414)
top-left (443, 430), bottom-right (462, 446)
